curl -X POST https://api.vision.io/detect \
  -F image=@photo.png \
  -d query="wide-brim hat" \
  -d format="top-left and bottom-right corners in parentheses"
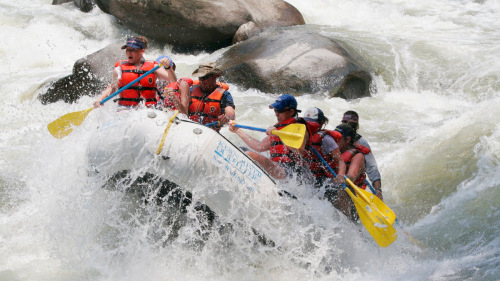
top-left (192, 62), bottom-right (223, 78)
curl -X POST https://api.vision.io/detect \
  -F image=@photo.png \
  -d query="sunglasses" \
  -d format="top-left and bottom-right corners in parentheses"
top-left (274, 108), bottom-right (291, 113)
top-left (342, 120), bottom-right (358, 128)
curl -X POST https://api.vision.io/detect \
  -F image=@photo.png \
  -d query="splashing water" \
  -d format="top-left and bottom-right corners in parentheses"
top-left (1, 0), bottom-right (500, 280)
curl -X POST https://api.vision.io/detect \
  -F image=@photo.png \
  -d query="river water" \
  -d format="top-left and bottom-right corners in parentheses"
top-left (1, 0), bottom-right (499, 280)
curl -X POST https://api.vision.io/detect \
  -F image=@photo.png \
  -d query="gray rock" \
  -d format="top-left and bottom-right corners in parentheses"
top-left (233, 21), bottom-right (261, 44)
top-left (52, 0), bottom-right (94, 12)
top-left (218, 27), bottom-right (375, 99)
top-left (74, 0), bottom-right (94, 12)
top-left (52, 0), bottom-right (72, 4)
top-left (106, 0), bottom-right (304, 52)
top-left (39, 44), bottom-right (122, 104)
top-left (40, 28), bottom-right (375, 104)
top-left (94, 0), bottom-right (110, 13)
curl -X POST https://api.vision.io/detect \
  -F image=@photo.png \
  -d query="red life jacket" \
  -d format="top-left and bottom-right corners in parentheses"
top-left (334, 130), bottom-right (371, 187)
top-left (305, 129), bottom-right (371, 185)
top-left (342, 147), bottom-right (368, 188)
top-left (270, 118), bottom-right (298, 164)
top-left (116, 60), bottom-right (158, 107)
top-left (188, 81), bottom-right (230, 130)
top-left (305, 130), bottom-right (339, 178)
top-left (268, 117), bottom-right (313, 162)
top-left (163, 77), bottom-right (193, 110)
top-left (328, 130), bottom-right (371, 154)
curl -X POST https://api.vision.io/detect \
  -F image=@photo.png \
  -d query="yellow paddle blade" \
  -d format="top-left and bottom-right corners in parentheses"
top-left (345, 187), bottom-right (398, 247)
top-left (47, 107), bottom-right (94, 139)
top-left (346, 178), bottom-right (396, 225)
top-left (271, 123), bottom-right (306, 149)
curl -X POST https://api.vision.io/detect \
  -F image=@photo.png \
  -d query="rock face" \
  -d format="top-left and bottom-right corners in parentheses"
top-left (52, 0), bottom-right (72, 4)
top-left (94, 0), bottom-right (110, 14)
top-left (106, 0), bottom-right (304, 52)
top-left (39, 44), bottom-right (122, 104)
top-left (217, 27), bottom-right (375, 99)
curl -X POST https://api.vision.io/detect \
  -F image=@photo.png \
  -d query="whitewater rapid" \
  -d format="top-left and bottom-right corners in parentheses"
top-left (1, 0), bottom-right (499, 280)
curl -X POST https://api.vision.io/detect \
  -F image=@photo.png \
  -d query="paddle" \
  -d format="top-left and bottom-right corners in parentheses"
top-left (311, 147), bottom-right (397, 247)
top-left (47, 63), bottom-right (163, 139)
top-left (205, 121), bottom-right (219, 127)
top-left (363, 179), bottom-right (421, 245)
top-left (345, 177), bottom-right (396, 225)
top-left (234, 123), bottom-right (307, 149)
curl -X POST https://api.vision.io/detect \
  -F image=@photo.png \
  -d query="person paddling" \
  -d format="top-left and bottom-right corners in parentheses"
top-left (184, 62), bottom-right (235, 131)
top-left (331, 123), bottom-right (370, 219)
top-left (93, 36), bottom-right (177, 108)
top-left (229, 94), bottom-right (310, 180)
top-left (341, 111), bottom-right (383, 200)
top-left (301, 107), bottom-right (347, 203)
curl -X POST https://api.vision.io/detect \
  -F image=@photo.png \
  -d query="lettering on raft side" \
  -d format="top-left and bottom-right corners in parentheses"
top-left (212, 140), bottom-right (264, 192)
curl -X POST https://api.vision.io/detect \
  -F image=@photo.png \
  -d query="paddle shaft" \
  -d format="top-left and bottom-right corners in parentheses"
top-left (99, 64), bottom-right (161, 105)
top-left (234, 124), bottom-right (266, 132)
top-left (234, 124), bottom-right (301, 138)
top-left (311, 147), bottom-right (351, 191)
top-left (205, 121), bottom-right (220, 127)
top-left (311, 147), bottom-right (378, 204)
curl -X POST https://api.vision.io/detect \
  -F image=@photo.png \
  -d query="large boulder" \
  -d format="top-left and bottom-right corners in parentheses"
top-left (40, 28), bottom-right (375, 103)
top-left (106, 0), bottom-right (304, 52)
top-left (217, 27), bottom-right (375, 99)
top-left (39, 44), bottom-right (122, 104)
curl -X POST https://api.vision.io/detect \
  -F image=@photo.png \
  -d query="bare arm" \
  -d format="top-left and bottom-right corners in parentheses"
top-left (346, 153), bottom-right (365, 183)
top-left (178, 80), bottom-right (191, 114)
top-left (218, 105), bottom-right (236, 125)
top-left (166, 79), bottom-right (190, 115)
top-left (372, 180), bottom-right (383, 200)
top-left (94, 69), bottom-right (118, 108)
top-left (229, 122), bottom-right (271, 152)
top-left (330, 147), bottom-right (346, 184)
top-left (155, 57), bottom-right (177, 83)
top-left (155, 67), bottom-right (177, 83)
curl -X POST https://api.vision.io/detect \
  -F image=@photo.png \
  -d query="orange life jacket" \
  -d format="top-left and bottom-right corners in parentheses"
top-left (116, 60), bottom-right (158, 107)
top-left (163, 77), bottom-right (194, 110)
top-left (188, 81), bottom-right (230, 130)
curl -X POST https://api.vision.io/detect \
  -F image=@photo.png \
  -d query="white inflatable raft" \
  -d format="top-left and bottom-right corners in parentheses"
top-left (86, 109), bottom-right (280, 218)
